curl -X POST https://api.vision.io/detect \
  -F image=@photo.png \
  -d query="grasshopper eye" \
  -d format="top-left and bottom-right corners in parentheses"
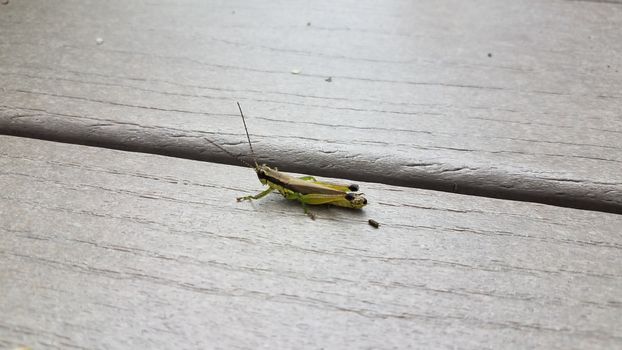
top-left (349, 184), bottom-right (359, 191)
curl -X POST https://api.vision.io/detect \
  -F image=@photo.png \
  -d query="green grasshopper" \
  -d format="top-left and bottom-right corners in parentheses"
top-left (204, 102), bottom-right (367, 219)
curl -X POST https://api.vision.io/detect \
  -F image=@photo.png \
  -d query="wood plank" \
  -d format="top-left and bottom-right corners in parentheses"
top-left (0, 0), bottom-right (621, 213)
top-left (1, 135), bottom-right (621, 349)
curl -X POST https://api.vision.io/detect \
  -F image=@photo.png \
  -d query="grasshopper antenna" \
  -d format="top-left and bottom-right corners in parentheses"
top-left (203, 136), bottom-right (254, 169)
top-left (237, 102), bottom-right (258, 166)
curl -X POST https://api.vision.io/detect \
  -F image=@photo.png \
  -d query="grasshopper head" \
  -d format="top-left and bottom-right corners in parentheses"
top-left (344, 193), bottom-right (368, 209)
top-left (255, 164), bottom-right (272, 185)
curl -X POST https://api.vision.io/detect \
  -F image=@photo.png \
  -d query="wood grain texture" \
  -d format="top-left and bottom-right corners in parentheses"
top-left (0, 0), bottom-right (621, 214)
top-left (1, 135), bottom-right (621, 349)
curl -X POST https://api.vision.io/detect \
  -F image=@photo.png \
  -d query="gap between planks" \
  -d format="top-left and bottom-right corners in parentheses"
top-left (0, 127), bottom-right (620, 215)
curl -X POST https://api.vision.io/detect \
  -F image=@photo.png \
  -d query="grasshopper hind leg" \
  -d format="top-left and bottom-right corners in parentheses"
top-left (298, 175), bottom-right (318, 182)
top-left (299, 176), bottom-right (359, 192)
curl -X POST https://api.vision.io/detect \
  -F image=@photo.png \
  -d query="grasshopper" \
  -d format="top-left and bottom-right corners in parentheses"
top-left (204, 102), bottom-right (367, 219)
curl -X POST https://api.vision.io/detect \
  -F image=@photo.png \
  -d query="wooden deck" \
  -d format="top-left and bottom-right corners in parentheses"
top-left (1, 0), bottom-right (621, 349)
top-left (1, 0), bottom-right (621, 212)
top-left (2, 136), bottom-right (621, 349)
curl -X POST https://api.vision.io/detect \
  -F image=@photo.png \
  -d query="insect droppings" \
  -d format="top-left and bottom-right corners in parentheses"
top-left (368, 219), bottom-right (380, 228)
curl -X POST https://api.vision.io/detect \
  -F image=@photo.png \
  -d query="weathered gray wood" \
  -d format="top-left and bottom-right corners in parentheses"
top-left (0, 0), bottom-right (621, 213)
top-left (1, 135), bottom-right (621, 349)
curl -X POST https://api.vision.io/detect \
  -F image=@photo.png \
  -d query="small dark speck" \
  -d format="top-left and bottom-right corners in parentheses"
top-left (231, 10), bottom-right (236, 14)
top-left (487, 53), bottom-right (492, 58)
top-left (368, 219), bottom-right (380, 229)
top-left (307, 22), bottom-right (311, 26)
top-left (325, 76), bottom-right (332, 82)
top-left (607, 65), bottom-right (610, 68)
top-left (1, 0), bottom-right (9, 5)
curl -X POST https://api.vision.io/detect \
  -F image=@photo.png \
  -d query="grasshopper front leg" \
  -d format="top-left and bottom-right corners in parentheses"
top-left (237, 187), bottom-right (273, 202)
